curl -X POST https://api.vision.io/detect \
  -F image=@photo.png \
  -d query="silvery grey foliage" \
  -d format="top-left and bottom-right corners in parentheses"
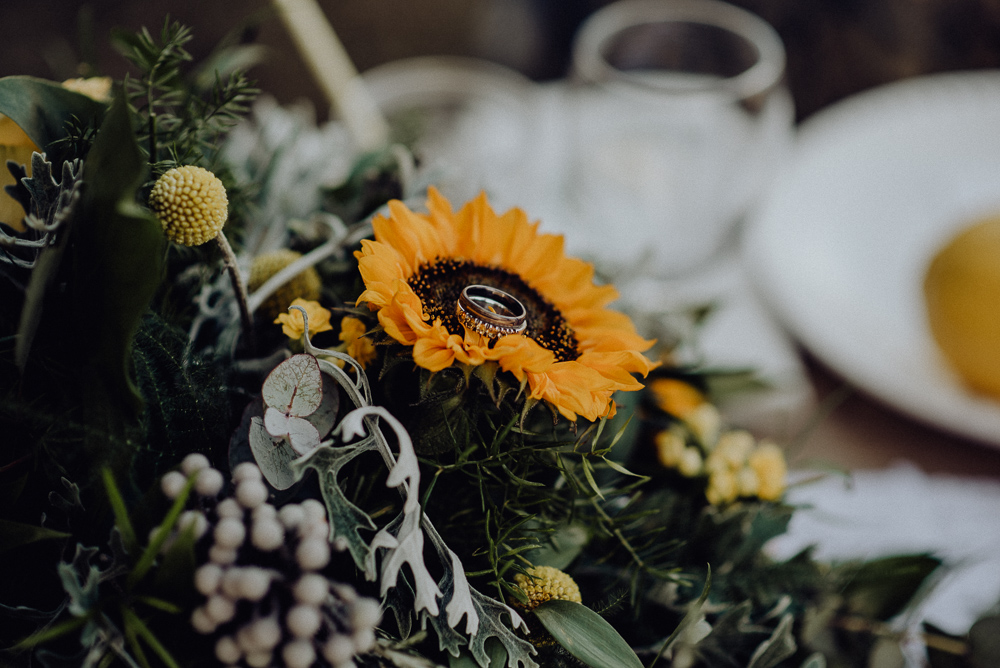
top-left (0, 153), bottom-right (83, 270)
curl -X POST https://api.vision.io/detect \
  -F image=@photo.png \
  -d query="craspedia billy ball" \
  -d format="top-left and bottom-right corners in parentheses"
top-left (513, 566), bottom-right (582, 610)
top-left (249, 249), bottom-right (322, 320)
top-left (149, 165), bottom-right (229, 246)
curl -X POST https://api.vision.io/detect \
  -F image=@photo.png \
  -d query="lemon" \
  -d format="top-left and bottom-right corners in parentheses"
top-left (923, 215), bottom-right (1000, 397)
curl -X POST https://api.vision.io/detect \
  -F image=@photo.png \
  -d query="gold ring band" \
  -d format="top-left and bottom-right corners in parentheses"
top-left (456, 285), bottom-right (528, 339)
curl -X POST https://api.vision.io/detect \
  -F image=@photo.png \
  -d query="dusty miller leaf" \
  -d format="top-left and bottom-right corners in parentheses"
top-left (466, 588), bottom-right (537, 668)
top-left (291, 440), bottom-right (378, 571)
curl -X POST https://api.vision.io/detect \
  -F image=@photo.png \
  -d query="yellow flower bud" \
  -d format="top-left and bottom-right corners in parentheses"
top-left (149, 165), bottom-right (229, 246)
top-left (685, 402), bottom-right (722, 446)
top-left (748, 442), bottom-right (788, 502)
top-left (706, 429), bottom-right (754, 473)
top-left (706, 468), bottom-right (738, 506)
top-left (251, 249), bottom-right (322, 320)
top-left (654, 428), bottom-right (686, 469)
top-left (513, 566), bottom-right (582, 610)
top-left (649, 378), bottom-right (705, 418)
top-left (677, 446), bottom-right (703, 478)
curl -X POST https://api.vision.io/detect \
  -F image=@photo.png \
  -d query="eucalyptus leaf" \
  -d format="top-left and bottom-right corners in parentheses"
top-left (533, 600), bottom-right (642, 668)
top-left (0, 76), bottom-right (106, 152)
top-left (248, 416), bottom-right (300, 490)
top-left (262, 353), bottom-right (323, 417)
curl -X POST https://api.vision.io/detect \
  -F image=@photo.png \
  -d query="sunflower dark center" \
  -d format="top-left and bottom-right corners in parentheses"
top-left (408, 258), bottom-right (580, 363)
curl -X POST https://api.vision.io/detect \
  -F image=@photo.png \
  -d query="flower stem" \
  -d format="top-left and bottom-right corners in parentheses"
top-left (215, 231), bottom-right (254, 339)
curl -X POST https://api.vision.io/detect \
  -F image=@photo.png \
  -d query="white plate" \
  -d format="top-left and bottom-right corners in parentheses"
top-left (744, 71), bottom-right (1000, 446)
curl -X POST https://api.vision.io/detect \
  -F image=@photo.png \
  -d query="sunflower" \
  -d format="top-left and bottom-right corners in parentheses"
top-left (354, 188), bottom-right (656, 421)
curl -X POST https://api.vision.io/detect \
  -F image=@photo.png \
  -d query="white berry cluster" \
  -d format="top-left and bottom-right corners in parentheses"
top-left (157, 455), bottom-right (382, 668)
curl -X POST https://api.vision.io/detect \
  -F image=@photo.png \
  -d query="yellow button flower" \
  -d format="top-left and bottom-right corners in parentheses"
top-left (0, 114), bottom-right (39, 233)
top-left (274, 298), bottom-right (333, 339)
top-left (148, 165), bottom-right (229, 246)
top-left (249, 249), bottom-right (322, 320)
top-left (513, 566), bottom-right (582, 611)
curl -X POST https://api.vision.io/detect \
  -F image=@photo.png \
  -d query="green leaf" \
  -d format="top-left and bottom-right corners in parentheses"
top-left (533, 600), bottom-right (643, 668)
top-left (74, 89), bottom-right (166, 419)
top-left (747, 613), bottom-right (797, 668)
top-left (0, 76), bottom-right (106, 152)
top-left (522, 523), bottom-right (589, 571)
top-left (122, 607), bottom-right (181, 668)
top-left (838, 554), bottom-right (941, 621)
top-left (0, 519), bottom-right (70, 553)
top-left (102, 468), bottom-right (137, 555)
top-left (129, 474), bottom-right (194, 588)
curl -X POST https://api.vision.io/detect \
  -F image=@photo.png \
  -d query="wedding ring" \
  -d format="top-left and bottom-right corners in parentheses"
top-left (456, 285), bottom-right (528, 339)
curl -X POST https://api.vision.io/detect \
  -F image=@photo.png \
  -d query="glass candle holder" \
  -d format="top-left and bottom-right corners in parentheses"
top-left (567, 0), bottom-right (793, 276)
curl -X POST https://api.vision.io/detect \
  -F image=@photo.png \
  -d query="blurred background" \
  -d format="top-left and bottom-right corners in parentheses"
top-left (5, 0), bottom-right (1000, 123)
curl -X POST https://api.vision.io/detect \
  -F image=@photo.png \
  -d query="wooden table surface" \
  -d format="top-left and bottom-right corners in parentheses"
top-left (789, 353), bottom-right (1000, 479)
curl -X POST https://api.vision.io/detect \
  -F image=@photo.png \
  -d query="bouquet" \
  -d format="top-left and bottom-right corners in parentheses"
top-left (1, 17), bottom-right (995, 668)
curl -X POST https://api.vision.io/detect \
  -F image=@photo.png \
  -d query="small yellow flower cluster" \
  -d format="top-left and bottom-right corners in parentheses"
top-left (650, 378), bottom-right (787, 505)
top-left (513, 566), bottom-right (582, 611)
top-left (339, 316), bottom-right (376, 369)
top-left (704, 431), bottom-right (787, 505)
top-left (649, 378), bottom-right (721, 444)
top-left (274, 302), bottom-right (376, 372)
top-left (274, 298), bottom-right (333, 339)
top-left (250, 249), bottom-right (322, 319)
top-left (149, 165), bottom-right (229, 246)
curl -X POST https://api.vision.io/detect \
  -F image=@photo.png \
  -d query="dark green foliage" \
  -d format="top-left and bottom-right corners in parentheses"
top-left (0, 76), bottom-right (107, 158)
top-left (112, 18), bottom-right (258, 181)
top-left (132, 311), bottom-right (232, 477)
